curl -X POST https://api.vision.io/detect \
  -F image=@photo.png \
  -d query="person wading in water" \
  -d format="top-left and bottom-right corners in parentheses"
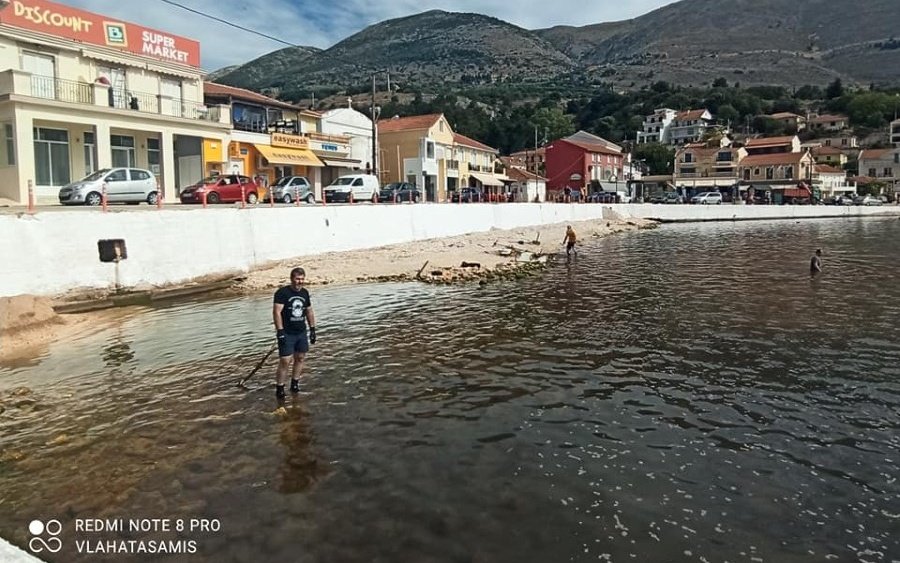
top-left (272, 267), bottom-right (317, 400)
top-left (810, 249), bottom-right (823, 277)
top-left (563, 225), bottom-right (578, 257)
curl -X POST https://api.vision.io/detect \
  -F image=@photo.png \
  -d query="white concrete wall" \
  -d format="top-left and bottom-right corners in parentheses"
top-left (1, 203), bottom-right (898, 298)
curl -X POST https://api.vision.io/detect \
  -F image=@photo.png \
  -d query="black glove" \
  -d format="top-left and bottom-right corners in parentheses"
top-left (276, 329), bottom-right (286, 343)
top-left (309, 327), bottom-right (317, 345)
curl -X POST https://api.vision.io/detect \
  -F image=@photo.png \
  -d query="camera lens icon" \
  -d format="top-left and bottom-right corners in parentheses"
top-left (28, 519), bottom-right (62, 554)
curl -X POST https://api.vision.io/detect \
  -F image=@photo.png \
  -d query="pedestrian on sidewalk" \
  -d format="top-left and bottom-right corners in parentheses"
top-left (272, 267), bottom-right (317, 400)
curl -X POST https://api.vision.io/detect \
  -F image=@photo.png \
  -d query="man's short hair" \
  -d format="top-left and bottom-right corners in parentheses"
top-left (290, 267), bottom-right (306, 277)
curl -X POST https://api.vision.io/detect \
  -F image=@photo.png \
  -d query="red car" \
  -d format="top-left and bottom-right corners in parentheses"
top-left (179, 174), bottom-right (261, 204)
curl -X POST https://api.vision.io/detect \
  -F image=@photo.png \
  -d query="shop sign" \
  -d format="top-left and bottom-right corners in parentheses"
top-left (271, 133), bottom-right (309, 150)
top-left (0, 0), bottom-right (201, 67)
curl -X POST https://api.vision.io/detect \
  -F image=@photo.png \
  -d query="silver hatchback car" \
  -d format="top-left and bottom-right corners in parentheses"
top-left (270, 175), bottom-right (314, 204)
top-left (58, 168), bottom-right (159, 206)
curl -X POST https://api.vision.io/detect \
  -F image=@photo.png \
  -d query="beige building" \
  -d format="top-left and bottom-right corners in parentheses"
top-left (377, 113), bottom-right (505, 202)
top-left (674, 141), bottom-right (747, 190)
top-left (811, 145), bottom-right (848, 168)
top-left (767, 112), bottom-right (806, 132)
top-left (0, 0), bottom-right (231, 203)
top-left (739, 151), bottom-right (814, 185)
top-left (858, 147), bottom-right (900, 193)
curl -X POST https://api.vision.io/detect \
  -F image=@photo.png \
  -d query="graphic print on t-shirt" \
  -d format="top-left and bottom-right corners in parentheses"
top-left (289, 296), bottom-right (306, 323)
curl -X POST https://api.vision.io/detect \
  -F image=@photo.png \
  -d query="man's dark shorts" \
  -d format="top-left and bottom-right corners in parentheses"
top-left (567, 242), bottom-right (576, 251)
top-left (279, 331), bottom-right (309, 357)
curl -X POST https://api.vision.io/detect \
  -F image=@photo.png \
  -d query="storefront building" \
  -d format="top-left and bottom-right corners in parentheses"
top-left (0, 0), bottom-right (230, 203)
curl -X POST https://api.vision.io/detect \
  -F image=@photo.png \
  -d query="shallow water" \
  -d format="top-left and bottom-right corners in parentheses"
top-left (2, 217), bottom-right (899, 562)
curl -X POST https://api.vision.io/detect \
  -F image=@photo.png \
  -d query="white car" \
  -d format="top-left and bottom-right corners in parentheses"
top-left (691, 191), bottom-right (723, 205)
top-left (323, 174), bottom-right (380, 203)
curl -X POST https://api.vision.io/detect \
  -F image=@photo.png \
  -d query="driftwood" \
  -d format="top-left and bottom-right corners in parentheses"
top-left (415, 260), bottom-right (430, 279)
top-left (460, 261), bottom-right (481, 268)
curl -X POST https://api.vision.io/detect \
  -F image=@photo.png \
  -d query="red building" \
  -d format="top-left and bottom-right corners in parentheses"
top-left (545, 135), bottom-right (623, 193)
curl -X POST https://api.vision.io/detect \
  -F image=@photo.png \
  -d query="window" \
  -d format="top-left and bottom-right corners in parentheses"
top-left (111, 135), bottom-right (135, 167)
top-left (275, 166), bottom-right (292, 179)
top-left (83, 131), bottom-right (95, 174)
top-left (894, 153), bottom-right (899, 164)
top-left (743, 169), bottom-right (751, 181)
top-left (885, 168), bottom-right (893, 177)
top-left (22, 52), bottom-right (56, 100)
top-left (1, 123), bottom-right (14, 166)
top-left (868, 168), bottom-right (877, 177)
top-left (682, 153), bottom-right (693, 163)
top-left (130, 169), bottom-right (151, 181)
top-left (825, 139), bottom-right (832, 146)
top-left (439, 121), bottom-right (444, 132)
top-left (352, 178), bottom-right (363, 186)
top-left (766, 167), bottom-right (774, 180)
top-left (147, 137), bottom-right (160, 174)
top-left (754, 168), bottom-right (761, 177)
top-left (785, 166), bottom-right (794, 179)
top-left (716, 151), bottom-right (732, 162)
top-left (106, 169), bottom-right (128, 182)
top-left (841, 138), bottom-right (848, 146)
top-left (33, 127), bottom-right (70, 186)
top-left (97, 66), bottom-right (126, 108)
top-left (426, 141), bottom-right (434, 159)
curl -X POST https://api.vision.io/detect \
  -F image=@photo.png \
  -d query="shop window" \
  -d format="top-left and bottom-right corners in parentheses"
top-left (785, 166), bottom-right (793, 179)
top-left (147, 137), bottom-right (160, 175)
top-left (83, 131), bottom-right (95, 174)
top-left (1, 123), bottom-right (14, 166)
top-left (766, 167), bottom-right (774, 180)
top-left (33, 127), bottom-right (70, 186)
top-left (111, 134), bottom-right (136, 168)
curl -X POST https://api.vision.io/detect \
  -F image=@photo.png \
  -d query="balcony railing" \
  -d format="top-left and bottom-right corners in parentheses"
top-left (30, 75), bottom-right (94, 105)
top-left (16, 73), bottom-right (223, 124)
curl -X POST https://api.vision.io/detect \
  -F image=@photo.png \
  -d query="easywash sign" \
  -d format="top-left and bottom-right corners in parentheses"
top-left (0, 0), bottom-right (201, 67)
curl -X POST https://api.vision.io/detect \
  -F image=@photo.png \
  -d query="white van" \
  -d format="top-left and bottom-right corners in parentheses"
top-left (323, 174), bottom-right (380, 203)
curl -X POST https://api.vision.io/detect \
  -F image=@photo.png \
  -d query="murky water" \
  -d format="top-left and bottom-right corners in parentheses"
top-left (2, 218), bottom-right (899, 563)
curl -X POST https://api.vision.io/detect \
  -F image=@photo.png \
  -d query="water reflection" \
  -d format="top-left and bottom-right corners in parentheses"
top-left (0, 218), bottom-right (899, 562)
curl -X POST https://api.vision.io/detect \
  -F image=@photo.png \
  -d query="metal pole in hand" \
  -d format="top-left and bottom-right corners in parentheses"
top-left (238, 343), bottom-right (277, 387)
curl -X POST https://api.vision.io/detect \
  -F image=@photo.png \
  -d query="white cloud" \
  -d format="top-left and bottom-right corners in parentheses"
top-left (64, 0), bottom-right (677, 71)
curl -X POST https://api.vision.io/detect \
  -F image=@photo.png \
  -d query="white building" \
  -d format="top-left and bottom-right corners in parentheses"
top-left (0, 0), bottom-right (231, 203)
top-left (636, 108), bottom-right (677, 145)
top-left (669, 109), bottom-right (714, 146)
top-left (890, 118), bottom-right (900, 146)
top-left (319, 101), bottom-right (373, 181)
top-left (813, 164), bottom-right (855, 197)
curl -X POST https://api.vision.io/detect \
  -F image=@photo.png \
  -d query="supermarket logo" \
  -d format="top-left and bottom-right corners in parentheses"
top-left (104, 22), bottom-right (127, 46)
top-left (28, 519), bottom-right (62, 554)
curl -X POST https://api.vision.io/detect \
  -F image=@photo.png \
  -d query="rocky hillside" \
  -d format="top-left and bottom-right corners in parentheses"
top-left (215, 10), bottom-right (575, 98)
top-left (215, 0), bottom-right (900, 101)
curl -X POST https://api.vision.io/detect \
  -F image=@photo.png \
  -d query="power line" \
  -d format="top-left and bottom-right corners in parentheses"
top-left (156, 0), bottom-right (297, 47)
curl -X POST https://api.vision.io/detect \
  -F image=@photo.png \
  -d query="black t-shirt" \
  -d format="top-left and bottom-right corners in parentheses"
top-left (274, 286), bottom-right (312, 334)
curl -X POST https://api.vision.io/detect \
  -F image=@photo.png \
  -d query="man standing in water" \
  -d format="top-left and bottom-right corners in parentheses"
top-left (273, 267), bottom-right (317, 399)
top-left (563, 225), bottom-right (578, 256)
top-left (810, 249), bottom-right (823, 277)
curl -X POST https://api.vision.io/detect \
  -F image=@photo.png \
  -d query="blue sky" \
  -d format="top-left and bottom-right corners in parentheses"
top-left (63, 0), bottom-right (677, 72)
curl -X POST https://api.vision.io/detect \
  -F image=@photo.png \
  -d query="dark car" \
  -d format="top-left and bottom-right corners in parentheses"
top-left (378, 182), bottom-right (422, 203)
top-left (450, 187), bottom-right (485, 203)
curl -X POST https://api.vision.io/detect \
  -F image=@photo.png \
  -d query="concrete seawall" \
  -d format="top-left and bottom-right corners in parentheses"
top-left (2, 203), bottom-right (898, 298)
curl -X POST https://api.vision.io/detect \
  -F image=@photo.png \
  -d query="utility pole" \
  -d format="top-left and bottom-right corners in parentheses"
top-left (371, 74), bottom-right (377, 179)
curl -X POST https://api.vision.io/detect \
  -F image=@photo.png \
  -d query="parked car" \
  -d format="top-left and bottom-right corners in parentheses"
top-left (664, 192), bottom-right (683, 204)
top-left (691, 191), bottom-right (723, 204)
top-left (648, 193), bottom-right (667, 204)
top-left (378, 182), bottom-right (422, 203)
top-left (450, 187), bottom-right (485, 203)
top-left (59, 168), bottom-right (158, 206)
top-left (854, 194), bottom-right (883, 206)
top-left (833, 194), bottom-right (856, 205)
top-left (323, 174), bottom-right (379, 203)
top-left (270, 176), bottom-right (314, 204)
top-left (179, 174), bottom-right (260, 204)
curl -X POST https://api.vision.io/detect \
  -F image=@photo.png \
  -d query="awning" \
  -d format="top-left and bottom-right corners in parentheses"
top-left (254, 144), bottom-right (324, 167)
top-left (470, 172), bottom-right (504, 187)
top-left (321, 157), bottom-right (361, 167)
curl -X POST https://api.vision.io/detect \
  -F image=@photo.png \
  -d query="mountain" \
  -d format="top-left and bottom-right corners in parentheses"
top-left (216, 1), bottom-right (900, 102)
top-left (536, 0), bottom-right (900, 88)
top-left (215, 11), bottom-right (575, 99)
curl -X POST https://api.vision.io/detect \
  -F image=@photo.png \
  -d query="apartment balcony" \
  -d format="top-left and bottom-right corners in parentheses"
top-left (0, 69), bottom-right (229, 125)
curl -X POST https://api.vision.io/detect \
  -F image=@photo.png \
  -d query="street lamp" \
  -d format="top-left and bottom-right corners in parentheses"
top-left (371, 105), bottom-right (381, 179)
